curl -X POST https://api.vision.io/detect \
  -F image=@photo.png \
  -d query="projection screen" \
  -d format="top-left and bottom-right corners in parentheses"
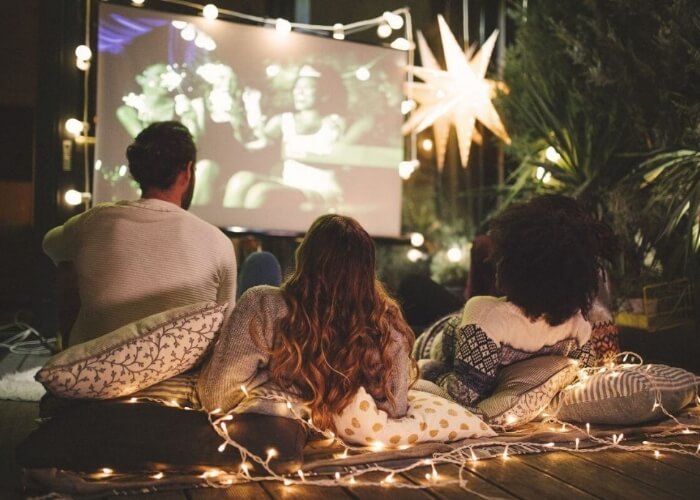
top-left (94, 3), bottom-right (406, 236)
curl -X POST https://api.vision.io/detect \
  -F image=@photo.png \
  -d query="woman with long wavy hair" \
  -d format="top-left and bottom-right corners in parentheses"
top-left (197, 214), bottom-right (415, 431)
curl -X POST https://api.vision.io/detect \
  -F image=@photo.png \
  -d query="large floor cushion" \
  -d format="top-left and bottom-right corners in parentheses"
top-left (550, 363), bottom-right (698, 425)
top-left (334, 387), bottom-right (495, 447)
top-left (17, 401), bottom-right (307, 475)
top-left (477, 356), bottom-right (580, 429)
top-left (36, 301), bottom-right (226, 399)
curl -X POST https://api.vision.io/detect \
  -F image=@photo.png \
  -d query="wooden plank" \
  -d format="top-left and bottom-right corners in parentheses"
top-left (104, 491), bottom-right (187, 500)
top-left (630, 435), bottom-right (700, 476)
top-left (523, 451), bottom-right (676, 500)
top-left (0, 401), bottom-right (40, 500)
top-left (261, 478), bottom-right (352, 500)
top-left (187, 482), bottom-right (270, 499)
top-left (401, 463), bottom-right (517, 500)
top-left (464, 454), bottom-right (599, 499)
top-left (341, 471), bottom-right (433, 500)
top-left (574, 448), bottom-right (700, 498)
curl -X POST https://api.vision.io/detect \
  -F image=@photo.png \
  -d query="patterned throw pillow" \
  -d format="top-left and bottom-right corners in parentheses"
top-left (476, 356), bottom-right (579, 429)
top-left (36, 301), bottom-right (227, 399)
top-left (549, 364), bottom-right (698, 425)
top-left (412, 313), bottom-right (461, 361)
top-left (334, 387), bottom-right (495, 447)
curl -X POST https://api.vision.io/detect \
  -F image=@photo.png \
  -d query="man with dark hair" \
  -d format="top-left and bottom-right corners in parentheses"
top-left (43, 121), bottom-right (236, 346)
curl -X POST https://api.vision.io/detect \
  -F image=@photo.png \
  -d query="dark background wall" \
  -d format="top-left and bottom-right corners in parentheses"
top-left (0, 0), bottom-right (39, 319)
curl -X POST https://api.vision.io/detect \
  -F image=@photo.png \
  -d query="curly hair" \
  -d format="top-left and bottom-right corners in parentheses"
top-left (126, 121), bottom-right (196, 191)
top-left (270, 214), bottom-right (415, 432)
top-left (490, 194), bottom-right (616, 326)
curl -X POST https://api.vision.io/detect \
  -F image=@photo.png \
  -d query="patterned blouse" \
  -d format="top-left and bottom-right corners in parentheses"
top-left (415, 296), bottom-right (598, 407)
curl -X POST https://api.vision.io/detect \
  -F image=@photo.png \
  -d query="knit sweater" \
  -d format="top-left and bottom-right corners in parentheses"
top-left (196, 285), bottom-right (411, 418)
top-left (423, 296), bottom-right (594, 407)
top-left (43, 198), bottom-right (237, 345)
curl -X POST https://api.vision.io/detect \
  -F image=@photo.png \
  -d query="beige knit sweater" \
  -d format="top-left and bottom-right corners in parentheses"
top-left (43, 198), bottom-right (237, 345)
top-left (197, 285), bottom-right (411, 418)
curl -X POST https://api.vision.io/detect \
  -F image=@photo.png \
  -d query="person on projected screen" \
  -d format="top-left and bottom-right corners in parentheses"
top-left (116, 62), bottom-right (243, 207)
top-left (222, 64), bottom-right (352, 211)
top-left (116, 63), bottom-right (205, 141)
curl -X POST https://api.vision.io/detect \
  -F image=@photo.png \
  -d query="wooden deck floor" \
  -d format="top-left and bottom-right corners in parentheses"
top-left (2, 352), bottom-right (700, 499)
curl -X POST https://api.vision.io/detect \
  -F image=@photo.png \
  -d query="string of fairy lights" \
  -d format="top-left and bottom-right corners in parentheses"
top-left (62, 0), bottom-right (419, 204)
top-left (85, 351), bottom-right (699, 493)
top-left (62, 0), bottom-right (487, 267)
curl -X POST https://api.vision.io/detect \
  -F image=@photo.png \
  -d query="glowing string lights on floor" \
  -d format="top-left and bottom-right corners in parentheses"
top-left (96, 378), bottom-right (699, 492)
top-left (114, 352), bottom-right (698, 491)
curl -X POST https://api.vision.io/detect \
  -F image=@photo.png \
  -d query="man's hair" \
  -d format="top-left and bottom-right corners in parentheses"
top-left (490, 194), bottom-right (616, 326)
top-left (126, 121), bottom-right (196, 191)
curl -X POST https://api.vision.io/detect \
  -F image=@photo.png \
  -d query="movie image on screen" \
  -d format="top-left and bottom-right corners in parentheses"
top-left (94, 3), bottom-right (406, 236)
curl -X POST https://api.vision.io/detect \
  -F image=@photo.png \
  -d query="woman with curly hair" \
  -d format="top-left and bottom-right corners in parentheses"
top-left (197, 214), bottom-right (415, 432)
top-left (417, 194), bottom-right (617, 407)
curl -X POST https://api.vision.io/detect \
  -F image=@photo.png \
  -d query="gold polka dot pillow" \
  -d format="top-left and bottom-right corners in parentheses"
top-left (36, 301), bottom-right (227, 399)
top-left (333, 387), bottom-right (496, 447)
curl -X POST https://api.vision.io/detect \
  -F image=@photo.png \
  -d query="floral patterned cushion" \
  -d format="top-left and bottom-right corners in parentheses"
top-left (36, 301), bottom-right (227, 399)
top-left (334, 386), bottom-right (495, 447)
top-left (476, 356), bottom-right (579, 429)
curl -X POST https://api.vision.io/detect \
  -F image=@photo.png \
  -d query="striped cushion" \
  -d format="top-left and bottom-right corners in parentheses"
top-left (476, 356), bottom-right (579, 429)
top-left (550, 364), bottom-right (698, 425)
top-left (126, 371), bottom-right (201, 409)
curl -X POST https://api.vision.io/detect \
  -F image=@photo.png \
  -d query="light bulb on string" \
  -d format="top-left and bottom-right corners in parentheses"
top-left (383, 11), bottom-right (404, 30)
top-left (76, 58), bottom-right (90, 71)
top-left (65, 118), bottom-right (84, 136)
top-left (332, 23), bottom-right (345, 40)
top-left (202, 4), bottom-right (218, 20)
top-left (377, 23), bottom-right (392, 38)
top-left (75, 45), bottom-right (92, 61)
top-left (64, 189), bottom-right (83, 206)
top-left (421, 138), bottom-right (433, 152)
top-left (275, 18), bottom-right (292, 35)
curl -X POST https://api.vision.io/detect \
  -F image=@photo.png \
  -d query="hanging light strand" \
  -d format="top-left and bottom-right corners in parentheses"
top-left (159, 1), bottom-right (410, 39)
top-left (80, 0), bottom-right (92, 205)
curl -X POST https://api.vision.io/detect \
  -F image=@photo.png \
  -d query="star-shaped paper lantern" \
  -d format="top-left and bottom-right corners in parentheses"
top-left (403, 15), bottom-right (510, 169)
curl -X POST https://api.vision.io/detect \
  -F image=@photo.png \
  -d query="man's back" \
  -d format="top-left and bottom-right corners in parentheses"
top-left (44, 198), bottom-right (236, 346)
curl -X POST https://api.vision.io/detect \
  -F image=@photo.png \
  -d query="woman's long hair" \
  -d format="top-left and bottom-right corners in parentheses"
top-left (270, 214), bottom-right (415, 431)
